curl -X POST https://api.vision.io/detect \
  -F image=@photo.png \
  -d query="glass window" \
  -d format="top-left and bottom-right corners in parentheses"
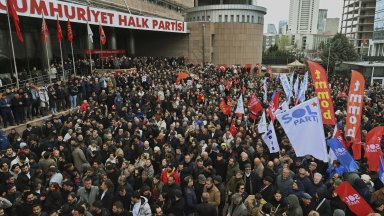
top-left (231, 15), bottom-right (234, 22)
top-left (207, 16), bottom-right (211, 21)
top-left (225, 15), bottom-right (228, 22)
top-left (247, 15), bottom-right (250, 23)
top-left (242, 15), bottom-right (245, 22)
top-left (202, 16), bottom-right (205, 21)
top-left (251, 16), bottom-right (254, 23)
top-left (219, 15), bottom-right (222, 22)
top-left (236, 15), bottom-right (240, 22)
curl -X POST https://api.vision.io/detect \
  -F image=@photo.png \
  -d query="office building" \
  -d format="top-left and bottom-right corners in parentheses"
top-left (341, 0), bottom-right (376, 55)
top-left (317, 9), bottom-right (328, 33)
top-left (288, 0), bottom-right (320, 34)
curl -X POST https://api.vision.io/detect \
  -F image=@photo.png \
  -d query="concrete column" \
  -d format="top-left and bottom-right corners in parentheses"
top-left (109, 28), bottom-right (117, 50)
top-left (129, 30), bottom-right (135, 56)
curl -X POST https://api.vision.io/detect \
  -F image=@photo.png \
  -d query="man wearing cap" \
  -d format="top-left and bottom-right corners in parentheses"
top-left (299, 193), bottom-right (313, 216)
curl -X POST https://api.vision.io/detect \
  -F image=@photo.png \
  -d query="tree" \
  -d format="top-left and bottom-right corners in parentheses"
top-left (321, 33), bottom-right (358, 72)
top-left (277, 35), bottom-right (291, 50)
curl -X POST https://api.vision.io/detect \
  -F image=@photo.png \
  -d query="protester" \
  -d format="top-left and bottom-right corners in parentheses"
top-left (0, 56), bottom-right (382, 216)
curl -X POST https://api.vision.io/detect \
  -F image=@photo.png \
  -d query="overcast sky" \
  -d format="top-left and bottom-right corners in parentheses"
top-left (258, 0), bottom-right (344, 32)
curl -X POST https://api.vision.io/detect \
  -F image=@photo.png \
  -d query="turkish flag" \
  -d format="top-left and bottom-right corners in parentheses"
top-left (230, 120), bottom-right (237, 137)
top-left (365, 126), bottom-right (384, 171)
top-left (67, 19), bottom-right (73, 43)
top-left (7, 0), bottom-right (23, 43)
top-left (56, 17), bottom-right (63, 42)
top-left (267, 91), bottom-right (280, 122)
top-left (41, 15), bottom-right (49, 44)
top-left (220, 99), bottom-right (231, 115)
top-left (334, 182), bottom-right (374, 216)
top-left (99, 24), bottom-right (106, 45)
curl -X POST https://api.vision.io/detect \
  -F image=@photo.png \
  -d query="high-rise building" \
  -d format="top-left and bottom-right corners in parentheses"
top-left (324, 18), bottom-right (340, 35)
top-left (317, 9), bottom-right (328, 33)
top-left (279, 20), bottom-right (288, 34)
top-left (288, 0), bottom-right (320, 34)
top-left (341, 0), bottom-right (376, 55)
top-left (370, 0), bottom-right (384, 56)
top-left (267, 24), bottom-right (277, 34)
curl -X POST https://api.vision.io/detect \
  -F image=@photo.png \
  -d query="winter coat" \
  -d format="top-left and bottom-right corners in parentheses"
top-left (276, 174), bottom-right (294, 197)
top-left (77, 185), bottom-right (99, 205)
top-left (244, 195), bottom-right (267, 216)
top-left (227, 203), bottom-right (249, 216)
top-left (285, 194), bottom-right (303, 216)
top-left (184, 187), bottom-right (197, 214)
top-left (132, 196), bottom-right (151, 216)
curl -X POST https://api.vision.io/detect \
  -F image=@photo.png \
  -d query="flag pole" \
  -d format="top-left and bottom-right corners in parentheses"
top-left (89, 40), bottom-right (93, 74)
top-left (71, 42), bottom-right (76, 76)
top-left (57, 16), bottom-right (65, 81)
top-left (100, 35), bottom-right (103, 69)
top-left (6, 4), bottom-right (19, 89)
top-left (45, 41), bottom-right (51, 84)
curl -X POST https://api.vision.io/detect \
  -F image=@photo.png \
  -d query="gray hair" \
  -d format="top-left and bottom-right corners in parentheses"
top-left (231, 193), bottom-right (242, 205)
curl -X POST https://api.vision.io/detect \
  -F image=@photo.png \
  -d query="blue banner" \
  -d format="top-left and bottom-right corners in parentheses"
top-left (327, 138), bottom-right (359, 172)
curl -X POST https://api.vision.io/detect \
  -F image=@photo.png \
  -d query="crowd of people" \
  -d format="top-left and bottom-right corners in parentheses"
top-left (0, 56), bottom-right (382, 216)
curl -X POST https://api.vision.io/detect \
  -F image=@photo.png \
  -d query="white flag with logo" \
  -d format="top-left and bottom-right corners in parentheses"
top-left (276, 97), bottom-right (328, 162)
top-left (294, 77), bottom-right (299, 98)
top-left (258, 111), bottom-right (267, 134)
top-left (262, 123), bottom-right (280, 153)
top-left (280, 74), bottom-right (291, 101)
top-left (235, 94), bottom-right (245, 114)
top-left (87, 22), bottom-right (93, 44)
top-left (297, 72), bottom-right (308, 103)
top-left (275, 101), bottom-right (289, 115)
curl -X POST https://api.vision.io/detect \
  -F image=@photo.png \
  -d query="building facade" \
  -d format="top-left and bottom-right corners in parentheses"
top-left (341, 0), bottom-right (376, 55)
top-left (369, 0), bottom-right (384, 56)
top-left (288, 0), bottom-right (320, 34)
top-left (317, 9), bottom-right (328, 33)
top-left (267, 24), bottom-right (277, 34)
top-left (185, 4), bottom-right (266, 65)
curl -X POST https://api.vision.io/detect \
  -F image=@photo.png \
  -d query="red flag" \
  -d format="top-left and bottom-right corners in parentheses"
top-left (352, 125), bottom-right (362, 160)
top-left (56, 17), bottom-right (63, 42)
top-left (67, 19), bottom-right (73, 43)
top-left (267, 91), bottom-right (280, 121)
top-left (248, 94), bottom-right (263, 114)
top-left (41, 15), bottom-right (48, 43)
top-left (333, 126), bottom-right (347, 149)
top-left (7, 0), bottom-right (23, 43)
top-left (334, 182), bottom-right (374, 216)
top-left (230, 120), bottom-right (237, 137)
top-left (267, 65), bottom-right (272, 80)
top-left (99, 24), bottom-right (106, 45)
top-left (365, 126), bottom-right (384, 171)
top-left (220, 99), bottom-right (231, 115)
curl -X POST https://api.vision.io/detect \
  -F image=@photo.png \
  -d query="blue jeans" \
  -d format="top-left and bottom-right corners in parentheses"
top-left (70, 95), bottom-right (77, 108)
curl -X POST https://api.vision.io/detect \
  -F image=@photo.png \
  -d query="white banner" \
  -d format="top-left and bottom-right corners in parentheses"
top-left (275, 101), bottom-right (289, 115)
top-left (257, 111), bottom-right (267, 134)
top-left (262, 123), bottom-right (280, 153)
top-left (0, 0), bottom-right (187, 33)
top-left (297, 72), bottom-right (308, 103)
top-left (280, 74), bottom-right (291, 101)
top-left (276, 97), bottom-right (328, 162)
top-left (235, 94), bottom-right (244, 114)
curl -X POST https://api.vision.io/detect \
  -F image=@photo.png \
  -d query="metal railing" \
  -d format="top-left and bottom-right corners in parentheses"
top-left (0, 69), bottom-right (73, 92)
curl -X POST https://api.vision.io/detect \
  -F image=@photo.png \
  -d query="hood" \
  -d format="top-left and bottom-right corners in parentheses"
top-left (140, 196), bottom-right (148, 204)
top-left (286, 194), bottom-right (300, 209)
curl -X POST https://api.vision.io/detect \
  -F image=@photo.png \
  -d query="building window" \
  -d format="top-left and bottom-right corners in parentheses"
top-left (219, 15), bottom-right (222, 22)
top-left (258, 16), bottom-right (261, 24)
top-left (236, 15), bottom-right (240, 22)
top-left (251, 16), bottom-right (254, 23)
top-left (207, 16), bottom-right (211, 21)
top-left (231, 15), bottom-right (234, 22)
top-left (197, 16), bottom-right (200, 21)
top-left (242, 15), bottom-right (245, 22)
top-left (193, 17), bottom-right (196, 21)
top-left (247, 15), bottom-right (250, 23)
top-left (202, 16), bottom-right (205, 21)
top-left (225, 15), bottom-right (228, 22)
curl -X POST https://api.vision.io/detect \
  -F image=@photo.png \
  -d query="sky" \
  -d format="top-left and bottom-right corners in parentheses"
top-left (258, 0), bottom-right (344, 33)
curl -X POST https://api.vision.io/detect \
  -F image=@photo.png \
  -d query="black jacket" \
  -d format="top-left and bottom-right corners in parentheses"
top-left (195, 202), bottom-right (217, 216)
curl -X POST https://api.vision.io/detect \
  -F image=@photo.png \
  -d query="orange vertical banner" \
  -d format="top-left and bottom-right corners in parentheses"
top-left (345, 70), bottom-right (365, 139)
top-left (308, 61), bottom-right (336, 125)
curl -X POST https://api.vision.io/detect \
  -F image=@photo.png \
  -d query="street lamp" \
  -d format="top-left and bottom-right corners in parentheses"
top-left (326, 42), bottom-right (331, 75)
